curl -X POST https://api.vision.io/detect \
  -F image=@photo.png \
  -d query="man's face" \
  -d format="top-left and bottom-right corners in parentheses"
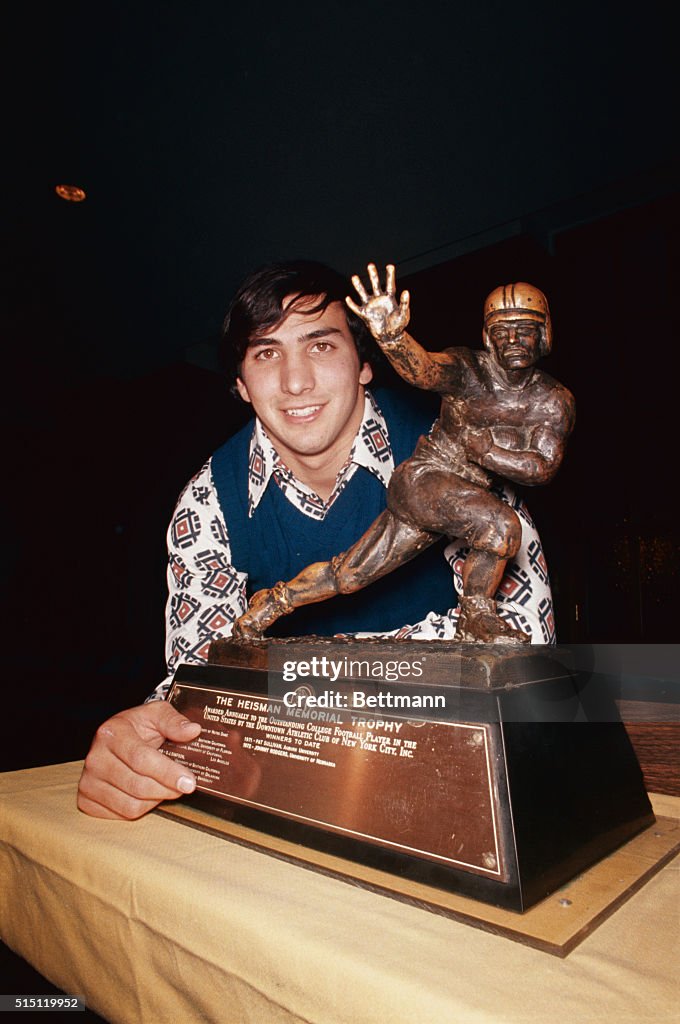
top-left (236, 298), bottom-right (373, 479)
top-left (487, 319), bottom-right (542, 371)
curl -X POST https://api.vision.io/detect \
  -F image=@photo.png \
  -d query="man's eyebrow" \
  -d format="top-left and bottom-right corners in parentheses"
top-left (247, 336), bottom-right (282, 349)
top-left (247, 326), bottom-right (343, 347)
top-left (302, 327), bottom-right (343, 340)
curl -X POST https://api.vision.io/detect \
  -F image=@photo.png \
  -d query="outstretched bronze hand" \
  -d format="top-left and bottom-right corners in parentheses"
top-left (346, 263), bottom-right (410, 345)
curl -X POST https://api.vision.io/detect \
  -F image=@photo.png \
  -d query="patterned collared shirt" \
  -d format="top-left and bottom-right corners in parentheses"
top-left (149, 390), bottom-right (554, 701)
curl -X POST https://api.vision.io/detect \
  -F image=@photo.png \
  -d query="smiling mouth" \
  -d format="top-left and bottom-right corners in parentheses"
top-left (283, 405), bottom-right (323, 418)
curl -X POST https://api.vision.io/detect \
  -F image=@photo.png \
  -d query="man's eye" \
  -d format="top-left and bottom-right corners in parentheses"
top-left (253, 348), bottom-right (278, 361)
top-left (312, 341), bottom-right (333, 353)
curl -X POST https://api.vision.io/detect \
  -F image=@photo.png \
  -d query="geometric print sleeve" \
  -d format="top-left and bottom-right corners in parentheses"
top-left (146, 460), bottom-right (247, 702)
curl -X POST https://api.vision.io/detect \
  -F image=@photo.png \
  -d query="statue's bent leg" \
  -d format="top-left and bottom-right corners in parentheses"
top-left (458, 506), bottom-right (528, 644)
top-left (460, 505), bottom-right (521, 595)
top-left (232, 510), bottom-right (438, 639)
top-left (388, 464), bottom-right (528, 643)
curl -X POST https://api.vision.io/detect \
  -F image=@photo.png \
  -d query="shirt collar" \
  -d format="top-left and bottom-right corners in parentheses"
top-left (246, 389), bottom-right (395, 517)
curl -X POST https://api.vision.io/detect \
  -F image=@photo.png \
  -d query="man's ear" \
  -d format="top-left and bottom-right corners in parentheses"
top-left (359, 362), bottom-right (373, 386)
top-left (236, 377), bottom-right (252, 404)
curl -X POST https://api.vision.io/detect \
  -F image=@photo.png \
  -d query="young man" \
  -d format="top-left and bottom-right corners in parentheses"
top-left (77, 262), bottom-right (552, 820)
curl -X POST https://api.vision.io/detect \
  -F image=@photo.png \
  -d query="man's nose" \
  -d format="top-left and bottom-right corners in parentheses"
top-left (280, 353), bottom-right (314, 394)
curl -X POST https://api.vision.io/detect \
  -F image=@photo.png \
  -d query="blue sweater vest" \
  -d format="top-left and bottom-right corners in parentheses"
top-left (210, 387), bottom-right (455, 636)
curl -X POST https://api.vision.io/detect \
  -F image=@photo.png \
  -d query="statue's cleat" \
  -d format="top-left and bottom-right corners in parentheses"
top-left (456, 596), bottom-right (530, 645)
top-left (232, 582), bottom-right (294, 640)
top-left (230, 615), bottom-right (263, 641)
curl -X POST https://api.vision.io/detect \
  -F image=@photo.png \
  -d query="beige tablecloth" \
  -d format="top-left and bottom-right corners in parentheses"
top-left (1, 762), bottom-right (678, 1024)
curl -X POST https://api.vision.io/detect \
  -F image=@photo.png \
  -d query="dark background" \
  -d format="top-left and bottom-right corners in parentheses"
top-left (2, 2), bottom-right (678, 772)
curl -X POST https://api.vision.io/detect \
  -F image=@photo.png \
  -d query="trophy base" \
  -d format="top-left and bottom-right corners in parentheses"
top-left (161, 639), bottom-right (655, 913)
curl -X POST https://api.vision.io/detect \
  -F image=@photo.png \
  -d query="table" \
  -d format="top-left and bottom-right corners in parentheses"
top-left (1, 762), bottom-right (678, 1024)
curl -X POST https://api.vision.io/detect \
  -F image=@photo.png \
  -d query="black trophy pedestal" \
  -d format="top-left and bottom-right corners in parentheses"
top-left (161, 640), bottom-right (654, 912)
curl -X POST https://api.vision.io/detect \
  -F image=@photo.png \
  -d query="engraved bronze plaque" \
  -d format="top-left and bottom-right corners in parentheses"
top-left (163, 678), bottom-right (507, 880)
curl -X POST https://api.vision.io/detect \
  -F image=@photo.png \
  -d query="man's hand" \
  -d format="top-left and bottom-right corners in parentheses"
top-left (346, 263), bottom-right (410, 345)
top-left (77, 702), bottom-right (202, 820)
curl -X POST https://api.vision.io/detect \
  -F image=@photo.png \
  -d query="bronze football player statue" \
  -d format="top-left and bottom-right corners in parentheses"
top-left (232, 264), bottom-right (575, 644)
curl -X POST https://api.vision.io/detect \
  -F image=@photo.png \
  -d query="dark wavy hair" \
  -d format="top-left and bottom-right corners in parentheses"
top-left (220, 261), bottom-right (375, 396)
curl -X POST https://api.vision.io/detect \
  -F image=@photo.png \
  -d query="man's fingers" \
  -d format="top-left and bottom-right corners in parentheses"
top-left (367, 263), bottom-right (382, 296)
top-left (149, 703), bottom-right (202, 744)
top-left (399, 289), bottom-right (410, 316)
top-left (77, 703), bottom-right (201, 820)
top-left (78, 747), bottom-right (196, 820)
top-left (77, 770), bottom-right (183, 821)
top-left (386, 264), bottom-right (396, 296)
top-left (100, 724), bottom-right (197, 794)
top-left (351, 274), bottom-right (369, 304)
top-left (90, 739), bottom-right (196, 798)
top-left (345, 294), bottom-right (363, 318)
top-left (123, 700), bottom-right (202, 746)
